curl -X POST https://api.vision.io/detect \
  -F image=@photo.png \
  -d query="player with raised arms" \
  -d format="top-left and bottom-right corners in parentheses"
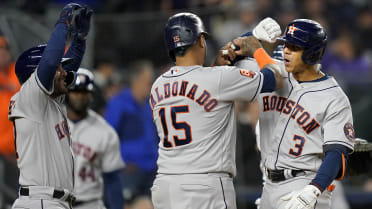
top-left (8, 3), bottom-right (92, 209)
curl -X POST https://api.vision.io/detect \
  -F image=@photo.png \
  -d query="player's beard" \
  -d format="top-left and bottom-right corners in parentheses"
top-left (66, 94), bottom-right (90, 117)
top-left (51, 78), bottom-right (68, 97)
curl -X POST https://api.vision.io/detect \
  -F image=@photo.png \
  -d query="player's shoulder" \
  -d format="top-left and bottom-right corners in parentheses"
top-left (88, 109), bottom-right (118, 136)
top-left (321, 76), bottom-right (351, 105)
top-left (210, 65), bottom-right (237, 71)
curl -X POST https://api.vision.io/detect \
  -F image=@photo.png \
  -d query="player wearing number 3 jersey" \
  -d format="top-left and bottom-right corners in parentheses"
top-left (236, 19), bottom-right (355, 209)
top-left (150, 13), bottom-right (283, 209)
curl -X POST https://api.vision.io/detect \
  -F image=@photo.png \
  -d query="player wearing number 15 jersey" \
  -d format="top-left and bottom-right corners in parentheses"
top-left (150, 13), bottom-right (283, 209)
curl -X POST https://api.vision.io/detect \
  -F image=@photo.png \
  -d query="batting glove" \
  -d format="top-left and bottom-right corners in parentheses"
top-left (56, 3), bottom-right (83, 26)
top-left (252, 17), bottom-right (282, 43)
top-left (280, 185), bottom-right (321, 209)
top-left (255, 197), bottom-right (261, 209)
top-left (74, 6), bottom-right (93, 41)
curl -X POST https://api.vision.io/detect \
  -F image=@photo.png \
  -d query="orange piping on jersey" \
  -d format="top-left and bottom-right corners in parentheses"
top-left (64, 44), bottom-right (70, 54)
top-left (253, 48), bottom-right (276, 70)
top-left (327, 184), bottom-right (336, 192)
top-left (335, 153), bottom-right (346, 180)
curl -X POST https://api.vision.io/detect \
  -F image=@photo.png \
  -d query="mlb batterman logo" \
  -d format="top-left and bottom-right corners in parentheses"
top-left (344, 123), bottom-right (355, 142)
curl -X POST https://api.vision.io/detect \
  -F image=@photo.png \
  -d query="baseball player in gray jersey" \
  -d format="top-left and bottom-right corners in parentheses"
top-left (236, 19), bottom-right (355, 209)
top-left (8, 3), bottom-right (92, 209)
top-left (67, 68), bottom-right (125, 209)
top-left (150, 13), bottom-right (283, 209)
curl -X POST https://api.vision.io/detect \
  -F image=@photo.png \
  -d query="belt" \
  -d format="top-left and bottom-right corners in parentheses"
top-left (71, 200), bottom-right (85, 207)
top-left (20, 187), bottom-right (76, 205)
top-left (267, 169), bottom-right (305, 182)
top-left (71, 199), bottom-right (99, 207)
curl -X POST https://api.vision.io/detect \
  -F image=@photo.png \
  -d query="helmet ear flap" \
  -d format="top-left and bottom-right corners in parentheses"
top-left (302, 40), bottom-right (327, 65)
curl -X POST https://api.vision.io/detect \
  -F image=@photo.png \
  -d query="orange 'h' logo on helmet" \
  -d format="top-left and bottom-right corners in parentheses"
top-left (287, 24), bottom-right (298, 36)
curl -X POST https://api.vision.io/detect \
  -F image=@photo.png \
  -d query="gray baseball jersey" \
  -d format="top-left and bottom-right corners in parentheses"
top-left (68, 109), bottom-right (124, 201)
top-left (8, 72), bottom-right (74, 192)
top-left (236, 59), bottom-right (354, 171)
top-left (150, 65), bottom-right (264, 177)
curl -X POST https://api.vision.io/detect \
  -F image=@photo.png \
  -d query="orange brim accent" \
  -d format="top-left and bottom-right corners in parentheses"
top-left (253, 48), bottom-right (276, 70)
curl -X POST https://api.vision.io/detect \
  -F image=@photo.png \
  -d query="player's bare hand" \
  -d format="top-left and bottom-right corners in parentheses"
top-left (253, 17), bottom-right (282, 43)
top-left (233, 36), bottom-right (261, 57)
top-left (214, 42), bottom-right (236, 66)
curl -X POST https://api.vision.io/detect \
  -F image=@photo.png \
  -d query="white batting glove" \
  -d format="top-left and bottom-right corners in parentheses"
top-left (252, 17), bottom-right (282, 43)
top-left (280, 185), bottom-right (321, 209)
top-left (255, 197), bottom-right (261, 209)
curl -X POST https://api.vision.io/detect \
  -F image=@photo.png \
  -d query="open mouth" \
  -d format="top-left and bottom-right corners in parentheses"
top-left (284, 58), bottom-right (290, 66)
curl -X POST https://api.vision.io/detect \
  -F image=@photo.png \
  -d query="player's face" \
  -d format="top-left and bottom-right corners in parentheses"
top-left (283, 43), bottom-right (307, 73)
top-left (53, 65), bottom-right (68, 95)
top-left (67, 90), bottom-right (91, 113)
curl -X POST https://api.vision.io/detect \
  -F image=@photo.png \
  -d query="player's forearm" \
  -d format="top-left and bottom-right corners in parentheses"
top-left (63, 37), bottom-right (86, 72)
top-left (310, 145), bottom-right (349, 192)
top-left (252, 47), bottom-right (283, 90)
top-left (37, 23), bottom-right (68, 90)
top-left (103, 170), bottom-right (124, 209)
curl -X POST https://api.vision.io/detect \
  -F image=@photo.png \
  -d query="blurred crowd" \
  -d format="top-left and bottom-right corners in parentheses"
top-left (1, 0), bottom-right (372, 209)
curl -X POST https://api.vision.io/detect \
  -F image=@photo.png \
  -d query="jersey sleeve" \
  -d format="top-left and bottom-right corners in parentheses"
top-left (217, 66), bottom-right (263, 102)
top-left (8, 72), bottom-right (49, 123)
top-left (102, 127), bottom-right (125, 172)
top-left (323, 93), bottom-right (354, 150)
top-left (235, 57), bottom-right (287, 76)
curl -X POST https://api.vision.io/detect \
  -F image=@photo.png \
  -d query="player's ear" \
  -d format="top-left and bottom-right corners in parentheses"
top-left (197, 35), bottom-right (206, 48)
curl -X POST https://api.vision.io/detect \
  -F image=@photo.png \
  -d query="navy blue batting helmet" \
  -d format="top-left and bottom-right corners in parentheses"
top-left (164, 12), bottom-right (210, 55)
top-left (15, 44), bottom-right (73, 85)
top-left (69, 68), bottom-right (94, 91)
top-left (278, 19), bottom-right (327, 65)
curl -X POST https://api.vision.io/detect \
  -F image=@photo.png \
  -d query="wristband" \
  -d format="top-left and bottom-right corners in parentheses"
top-left (253, 48), bottom-right (276, 70)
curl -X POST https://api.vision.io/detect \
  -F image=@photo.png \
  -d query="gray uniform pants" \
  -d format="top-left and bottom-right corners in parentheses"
top-left (260, 175), bottom-right (332, 209)
top-left (152, 173), bottom-right (236, 209)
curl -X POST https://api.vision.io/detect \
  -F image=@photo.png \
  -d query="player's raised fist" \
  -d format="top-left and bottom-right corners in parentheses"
top-left (253, 17), bottom-right (282, 43)
top-left (74, 6), bottom-right (93, 40)
top-left (57, 3), bottom-right (83, 26)
top-left (214, 42), bottom-right (236, 66)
